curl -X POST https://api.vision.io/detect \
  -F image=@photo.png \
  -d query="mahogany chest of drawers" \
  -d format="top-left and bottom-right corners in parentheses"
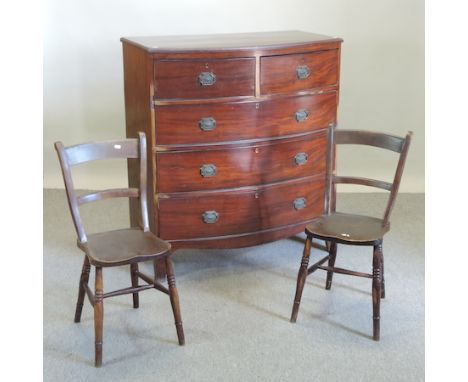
top-left (121, 31), bottom-right (342, 250)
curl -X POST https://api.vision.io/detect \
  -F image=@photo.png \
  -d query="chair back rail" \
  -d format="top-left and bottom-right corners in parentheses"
top-left (77, 188), bottom-right (139, 205)
top-left (327, 127), bottom-right (412, 225)
top-left (333, 176), bottom-right (392, 191)
top-left (54, 132), bottom-right (149, 243)
top-left (334, 130), bottom-right (405, 153)
top-left (65, 140), bottom-right (139, 166)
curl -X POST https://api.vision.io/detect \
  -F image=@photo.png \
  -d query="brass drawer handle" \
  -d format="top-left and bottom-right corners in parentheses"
top-left (295, 109), bottom-right (309, 122)
top-left (293, 197), bottom-right (307, 210)
top-left (200, 164), bottom-right (217, 177)
top-left (202, 210), bottom-right (219, 224)
top-left (198, 72), bottom-right (216, 86)
top-left (296, 65), bottom-right (310, 79)
top-left (199, 117), bottom-right (217, 131)
top-left (294, 152), bottom-right (308, 165)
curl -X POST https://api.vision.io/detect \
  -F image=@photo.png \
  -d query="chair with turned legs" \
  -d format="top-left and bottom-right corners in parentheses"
top-left (290, 127), bottom-right (412, 340)
top-left (55, 132), bottom-right (185, 367)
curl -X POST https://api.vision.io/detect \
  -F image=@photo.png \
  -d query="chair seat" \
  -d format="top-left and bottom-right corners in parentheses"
top-left (305, 212), bottom-right (390, 244)
top-left (78, 228), bottom-right (171, 267)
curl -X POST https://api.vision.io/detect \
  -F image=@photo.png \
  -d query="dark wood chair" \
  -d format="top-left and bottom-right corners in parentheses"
top-left (290, 127), bottom-right (412, 340)
top-left (55, 132), bottom-right (184, 367)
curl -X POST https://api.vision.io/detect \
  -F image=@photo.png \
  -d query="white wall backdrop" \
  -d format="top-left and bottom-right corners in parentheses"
top-left (44, 0), bottom-right (424, 191)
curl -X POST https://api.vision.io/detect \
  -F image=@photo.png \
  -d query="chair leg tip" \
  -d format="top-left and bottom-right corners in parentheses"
top-left (132, 295), bottom-right (139, 309)
top-left (373, 329), bottom-right (380, 341)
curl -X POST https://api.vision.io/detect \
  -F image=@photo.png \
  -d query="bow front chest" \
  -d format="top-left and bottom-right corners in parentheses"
top-left (121, 31), bottom-right (342, 249)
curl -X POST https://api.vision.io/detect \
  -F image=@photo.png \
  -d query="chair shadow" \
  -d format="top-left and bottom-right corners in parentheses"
top-left (46, 347), bottom-right (92, 367)
top-left (95, 339), bottom-right (179, 367)
top-left (122, 326), bottom-right (178, 346)
top-left (309, 280), bottom-right (372, 297)
top-left (303, 312), bottom-right (374, 340)
top-left (220, 264), bottom-right (373, 337)
top-left (232, 296), bottom-right (291, 322)
top-left (49, 326), bottom-right (178, 367)
top-left (264, 268), bottom-right (372, 297)
top-left (227, 290), bottom-right (373, 340)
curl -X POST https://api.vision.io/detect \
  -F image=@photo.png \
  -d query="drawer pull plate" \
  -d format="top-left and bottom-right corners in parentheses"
top-left (199, 117), bottom-right (217, 131)
top-left (200, 164), bottom-right (217, 177)
top-left (294, 152), bottom-right (308, 165)
top-left (198, 72), bottom-right (216, 86)
top-left (296, 65), bottom-right (310, 79)
top-left (295, 109), bottom-right (309, 122)
top-left (293, 197), bottom-right (307, 210)
top-left (202, 210), bottom-right (219, 224)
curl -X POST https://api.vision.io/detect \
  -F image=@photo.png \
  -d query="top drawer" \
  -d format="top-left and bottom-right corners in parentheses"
top-left (154, 58), bottom-right (255, 100)
top-left (260, 50), bottom-right (339, 94)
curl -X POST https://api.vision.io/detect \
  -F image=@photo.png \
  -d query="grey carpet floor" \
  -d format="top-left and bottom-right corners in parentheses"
top-left (44, 190), bottom-right (424, 382)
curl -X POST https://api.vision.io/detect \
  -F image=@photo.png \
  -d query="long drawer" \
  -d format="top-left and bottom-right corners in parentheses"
top-left (158, 176), bottom-right (325, 240)
top-left (156, 130), bottom-right (327, 193)
top-left (154, 58), bottom-right (255, 99)
top-left (260, 50), bottom-right (339, 94)
top-left (154, 92), bottom-right (337, 145)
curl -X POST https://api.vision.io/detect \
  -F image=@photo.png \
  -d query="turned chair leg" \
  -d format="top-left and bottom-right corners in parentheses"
top-left (94, 267), bottom-right (104, 367)
top-left (154, 258), bottom-right (166, 280)
top-left (325, 242), bottom-right (337, 290)
top-left (74, 256), bottom-right (91, 323)
top-left (290, 236), bottom-right (312, 323)
top-left (165, 256), bottom-right (185, 346)
top-left (372, 243), bottom-right (382, 341)
top-left (130, 263), bottom-right (139, 308)
top-left (380, 245), bottom-right (385, 299)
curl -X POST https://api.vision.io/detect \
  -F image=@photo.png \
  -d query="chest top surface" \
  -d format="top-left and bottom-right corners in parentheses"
top-left (120, 30), bottom-right (342, 52)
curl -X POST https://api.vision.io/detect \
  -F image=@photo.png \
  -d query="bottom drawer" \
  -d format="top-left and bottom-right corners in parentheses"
top-left (157, 176), bottom-right (325, 240)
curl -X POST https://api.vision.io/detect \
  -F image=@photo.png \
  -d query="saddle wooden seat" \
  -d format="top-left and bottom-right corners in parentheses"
top-left (79, 228), bottom-right (170, 267)
top-left (305, 212), bottom-right (390, 244)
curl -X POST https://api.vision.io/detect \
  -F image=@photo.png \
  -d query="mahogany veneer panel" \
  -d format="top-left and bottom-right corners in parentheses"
top-left (156, 131), bottom-right (327, 193)
top-left (154, 92), bottom-right (337, 145)
top-left (261, 49), bottom-right (339, 94)
top-left (154, 58), bottom-right (255, 99)
top-left (158, 177), bottom-right (325, 240)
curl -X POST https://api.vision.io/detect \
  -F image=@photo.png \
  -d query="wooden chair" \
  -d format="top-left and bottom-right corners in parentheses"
top-left (55, 132), bottom-right (184, 367)
top-left (290, 127), bottom-right (412, 340)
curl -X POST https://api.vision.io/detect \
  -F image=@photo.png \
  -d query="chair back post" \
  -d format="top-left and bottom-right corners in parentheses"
top-left (382, 132), bottom-right (413, 226)
top-left (138, 132), bottom-right (150, 232)
top-left (324, 124), bottom-right (335, 215)
top-left (54, 141), bottom-right (88, 243)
